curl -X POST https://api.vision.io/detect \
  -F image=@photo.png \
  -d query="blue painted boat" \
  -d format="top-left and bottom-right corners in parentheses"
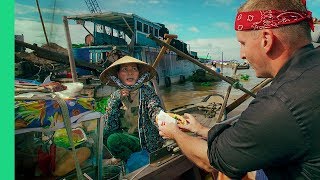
top-left (66, 12), bottom-right (198, 87)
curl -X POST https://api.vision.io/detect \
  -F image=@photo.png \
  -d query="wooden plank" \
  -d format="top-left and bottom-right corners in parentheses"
top-left (124, 155), bottom-right (196, 179)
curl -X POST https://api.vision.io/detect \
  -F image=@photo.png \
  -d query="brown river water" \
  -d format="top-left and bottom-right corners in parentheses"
top-left (158, 67), bottom-right (267, 117)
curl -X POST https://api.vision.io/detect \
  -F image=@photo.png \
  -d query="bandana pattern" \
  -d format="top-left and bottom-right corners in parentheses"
top-left (109, 72), bottom-right (150, 90)
top-left (235, 10), bottom-right (314, 31)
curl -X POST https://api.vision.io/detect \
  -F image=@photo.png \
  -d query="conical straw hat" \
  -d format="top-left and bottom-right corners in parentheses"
top-left (99, 56), bottom-right (157, 86)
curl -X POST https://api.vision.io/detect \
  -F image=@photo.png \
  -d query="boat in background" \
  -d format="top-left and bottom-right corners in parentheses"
top-left (236, 62), bottom-right (250, 69)
top-left (66, 12), bottom-right (199, 87)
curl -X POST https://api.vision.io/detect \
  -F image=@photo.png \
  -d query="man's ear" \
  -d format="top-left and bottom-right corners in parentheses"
top-left (261, 29), bottom-right (274, 54)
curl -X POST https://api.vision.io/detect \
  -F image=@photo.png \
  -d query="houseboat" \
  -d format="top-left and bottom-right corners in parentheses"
top-left (65, 12), bottom-right (199, 87)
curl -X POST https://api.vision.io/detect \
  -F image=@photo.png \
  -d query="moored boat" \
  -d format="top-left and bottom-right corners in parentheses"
top-left (236, 62), bottom-right (250, 69)
top-left (65, 12), bottom-right (199, 87)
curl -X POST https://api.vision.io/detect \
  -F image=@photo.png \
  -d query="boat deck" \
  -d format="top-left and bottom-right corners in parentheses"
top-left (124, 154), bottom-right (201, 180)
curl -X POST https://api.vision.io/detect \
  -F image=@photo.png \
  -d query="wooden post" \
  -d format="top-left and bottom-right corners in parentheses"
top-left (63, 16), bottom-right (78, 82)
top-left (217, 64), bottom-right (238, 123)
top-left (150, 34), bottom-right (178, 111)
top-left (152, 34), bottom-right (178, 68)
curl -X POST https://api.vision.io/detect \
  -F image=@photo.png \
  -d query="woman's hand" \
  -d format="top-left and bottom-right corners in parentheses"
top-left (120, 89), bottom-right (130, 98)
top-left (159, 122), bottom-right (180, 139)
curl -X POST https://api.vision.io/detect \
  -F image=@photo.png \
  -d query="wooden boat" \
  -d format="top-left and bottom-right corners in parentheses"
top-left (170, 94), bottom-right (225, 126)
top-left (236, 63), bottom-right (250, 70)
top-left (64, 12), bottom-right (199, 87)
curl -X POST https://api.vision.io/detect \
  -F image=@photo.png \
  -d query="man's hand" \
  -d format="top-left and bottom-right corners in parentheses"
top-left (181, 113), bottom-right (209, 139)
top-left (178, 113), bottom-right (203, 133)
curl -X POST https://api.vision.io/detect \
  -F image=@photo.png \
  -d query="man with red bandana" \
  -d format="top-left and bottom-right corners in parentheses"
top-left (158, 0), bottom-right (320, 179)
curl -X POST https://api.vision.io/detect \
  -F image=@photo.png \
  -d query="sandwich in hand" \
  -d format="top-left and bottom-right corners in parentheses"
top-left (166, 113), bottom-right (187, 125)
top-left (156, 110), bottom-right (187, 126)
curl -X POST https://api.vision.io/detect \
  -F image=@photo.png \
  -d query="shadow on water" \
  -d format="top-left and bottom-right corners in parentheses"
top-left (158, 67), bottom-right (264, 111)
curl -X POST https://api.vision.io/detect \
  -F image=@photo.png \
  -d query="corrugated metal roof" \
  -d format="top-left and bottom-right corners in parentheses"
top-left (66, 12), bottom-right (161, 38)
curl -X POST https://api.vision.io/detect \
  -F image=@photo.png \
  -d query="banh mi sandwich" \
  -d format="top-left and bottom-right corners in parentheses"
top-left (167, 113), bottom-right (187, 125)
top-left (156, 111), bottom-right (187, 125)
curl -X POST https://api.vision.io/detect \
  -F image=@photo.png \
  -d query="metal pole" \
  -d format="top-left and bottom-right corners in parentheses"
top-left (147, 34), bottom-right (256, 98)
top-left (35, 0), bottom-right (49, 45)
top-left (63, 16), bottom-right (78, 82)
top-left (221, 51), bottom-right (224, 74)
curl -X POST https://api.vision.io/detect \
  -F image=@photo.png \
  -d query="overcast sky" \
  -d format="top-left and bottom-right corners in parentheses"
top-left (15, 0), bottom-right (320, 60)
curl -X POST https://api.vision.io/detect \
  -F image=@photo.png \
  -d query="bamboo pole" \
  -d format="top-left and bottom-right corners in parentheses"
top-left (147, 34), bottom-right (256, 98)
top-left (35, 0), bottom-right (49, 45)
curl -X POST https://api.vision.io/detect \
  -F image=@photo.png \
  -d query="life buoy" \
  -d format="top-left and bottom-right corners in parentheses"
top-left (164, 76), bottom-right (171, 87)
top-left (179, 75), bottom-right (186, 83)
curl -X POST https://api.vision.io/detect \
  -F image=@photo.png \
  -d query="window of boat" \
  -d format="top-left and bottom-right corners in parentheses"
top-left (118, 31), bottom-right (124, 38)
top-left (114, 30), bottom-right (123, 38)
top-left (96, 24), bottom-right (105, 33)
top-left (149, 26), bottom-right (154, 35)
top-left (113, 30), bottom-right (119, 37)
top-left (143, 24), bottom-right (149, 33)
top-left (137, 21), bottom-right (142, 32)
top-left (155, 28), bottom-right (159, 37)
top-left (105, 26), bottom-right (112, 35)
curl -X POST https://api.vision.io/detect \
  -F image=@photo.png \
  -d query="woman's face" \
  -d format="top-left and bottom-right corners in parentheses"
top-left (117, 63), bottom-right (140, 86)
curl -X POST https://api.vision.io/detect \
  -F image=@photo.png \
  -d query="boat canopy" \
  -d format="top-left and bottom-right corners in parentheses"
top-left (66, 12), bottom-right (162, 40)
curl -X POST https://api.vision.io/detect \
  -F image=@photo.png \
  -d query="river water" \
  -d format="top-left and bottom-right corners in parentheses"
top-left (158, 67), bottom-right (266, 117)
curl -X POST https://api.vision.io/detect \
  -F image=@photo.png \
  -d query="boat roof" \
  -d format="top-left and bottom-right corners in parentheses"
top-left (66, 12), bottom-right (162, 37)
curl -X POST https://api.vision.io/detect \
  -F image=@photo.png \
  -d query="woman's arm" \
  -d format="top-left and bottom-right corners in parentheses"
top-left (104, 90), bottom-right (122, 136)
top-left (142, 85), bottom-right (164, 124)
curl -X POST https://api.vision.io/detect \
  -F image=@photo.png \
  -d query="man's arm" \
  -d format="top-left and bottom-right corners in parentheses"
top-left (159, 123), bottom-right (214, 172)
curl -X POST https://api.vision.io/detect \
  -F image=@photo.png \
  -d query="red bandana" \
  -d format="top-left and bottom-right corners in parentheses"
top-left (235, 10), bottom-right (314, 31)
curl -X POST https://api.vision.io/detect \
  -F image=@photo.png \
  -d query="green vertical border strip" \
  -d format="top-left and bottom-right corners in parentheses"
top-left (0, 0), bottom-right (14, 179)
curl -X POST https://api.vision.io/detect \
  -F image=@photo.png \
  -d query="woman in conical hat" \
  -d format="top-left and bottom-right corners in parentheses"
top-left (100, 56), bottom-right (164, 173)
top-left (99, 55), bottom-right (157, 87)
